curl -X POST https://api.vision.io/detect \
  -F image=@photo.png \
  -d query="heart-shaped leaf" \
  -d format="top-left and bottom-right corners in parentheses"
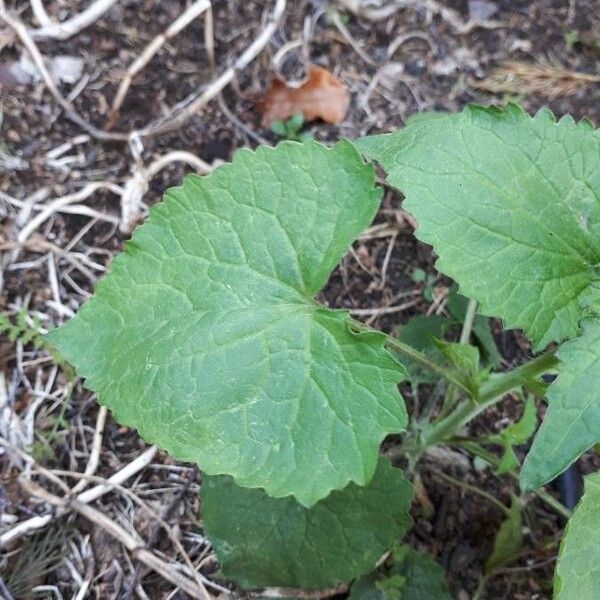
top-left (356, 104), bottom-right (600, 350)
top-left (201, 459), bottom-right (413, 589)
top-left (47, 140), bottom-right (407, 506)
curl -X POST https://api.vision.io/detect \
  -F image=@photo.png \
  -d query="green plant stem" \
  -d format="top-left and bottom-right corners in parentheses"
top-left (459, 298), bottom-right (478, 344)
top-left (385, 337), bottom-right (472, 397)
top-left (472, 575), bottom-right (490, 600)
top-left (420, 351), bottom-right (558, 449)
top-left (460, 441), bottom-right (572, 520)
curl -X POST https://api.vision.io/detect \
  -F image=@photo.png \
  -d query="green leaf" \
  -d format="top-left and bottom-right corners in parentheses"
top-left (490, 397), bottom-right (536, 475)
top-left (47, 140), bottom-right (407, 507)
top-left (350, 546), bottom-right (451, 600)
top-left (498, 396), bottom-right (537, 445)
top-left (375, 575), bottom-right (407, 600)
top-left (410, 267), bottom-right (427, 283)
top-left (288, 113), bottom-right (304, 130)
top-left (485, 495), bottom-right (523, 573)
top-left (495, 447), bottom-right (519, 475)
top-left (349, 575), bottom-right (387, 600)
top-left (433, 339), bottom-right (482, 396)
top-left (554, 471), bottom-right (600, 599)
top-left (356, 104), bottom-right (600, 349)
top-left (434, 339), bottom-right (480, 375)
top-left (393, 315), bottom-right (449, 387)
top-left (270, 120), bottom-right (287, 136)
top-left (201, 459), bottom-right (413, 589)
top-left (521, 318), bottom-right (600, 490)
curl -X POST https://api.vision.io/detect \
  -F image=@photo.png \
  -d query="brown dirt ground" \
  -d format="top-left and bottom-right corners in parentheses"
top-left (1, 0), bottom-right (600, 598)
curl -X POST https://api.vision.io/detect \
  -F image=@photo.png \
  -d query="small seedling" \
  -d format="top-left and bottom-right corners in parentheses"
top-left (410, 267), bottom-right (437, 302)
top-left (270, 112), bottom-right (312, 142)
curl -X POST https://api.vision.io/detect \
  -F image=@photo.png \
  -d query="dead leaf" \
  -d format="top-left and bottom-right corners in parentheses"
top-left (261, 65), bottom-right (350, 126)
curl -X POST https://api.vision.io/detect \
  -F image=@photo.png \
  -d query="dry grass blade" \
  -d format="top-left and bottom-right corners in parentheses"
top-left (1, 524), bottom-right (74, 598)
top-left (474, 61), bottom-right (600, 98)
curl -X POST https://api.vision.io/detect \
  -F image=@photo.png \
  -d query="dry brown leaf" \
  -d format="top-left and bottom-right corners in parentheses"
top-left (261, 65), bottom-right (350, 126)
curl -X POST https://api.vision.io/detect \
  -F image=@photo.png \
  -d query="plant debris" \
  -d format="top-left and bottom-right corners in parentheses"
top-left (260, 65), bottom-right (350, 125)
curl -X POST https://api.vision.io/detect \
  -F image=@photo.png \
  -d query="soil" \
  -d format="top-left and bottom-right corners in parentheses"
top-left (1, 0), bottom-right (600, 598)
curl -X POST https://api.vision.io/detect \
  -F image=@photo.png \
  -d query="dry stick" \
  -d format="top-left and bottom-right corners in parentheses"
top-left (1, 438), bottom-right (219, 597)
top-left (29, 0), bottom-right (120, 40)
top-left (17, 182), bottom-right (124, 245)
top-left (135, 0), bottom-right (286, 138)
top-left (349, 298), bottom-right (420, 317)
top-left (119, 151), bottom-right (213, 232)
top-left (21, 470), bottom-right (216, 598)
top-left (217, 93), bottom-right (269, 145)
top-left (0, 437), bottom-right (71, 493)
top-left (337, 0), bottom-right (502, 33)
top-left (204, 3), bottom-right (215, 69)
top-left (39, 489), bottom-right (209, 600)
top-left (0, 238), bottom-right (97, 282)
top-left (0, 445), bottom-right (158, 547)
top-left (105, 0), bottom-right (211, 130)
top-left (29, 0), bottom-right (52, 27)
top-left (13, 152), bottom-right (207, 243)
top-left (49, 470), bottom-right (226, 595)
top-left (122, 476), bottom-right (193, 600)
top-left (260, 584), bottom-right (349, 599)
top-left (6, 0), bottom-right (282, 143)
top-left (0, 576), bottom-right (15, 600)
top-left (0, 6), bottom-right (129, 142)
top-left (378, 231), bottom-right (397, 290)
top-left (329, 8), bottom-right (376, 66)
top-left (69, 405), bottom-right (107, 495)
top-left (1, 193), bottom-right (119, 226)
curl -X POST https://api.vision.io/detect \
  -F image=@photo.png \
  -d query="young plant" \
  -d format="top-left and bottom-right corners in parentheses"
top-left (47, 104), bottom-right (600, 598)
top-left (270, 112), bottom-right (312, 142)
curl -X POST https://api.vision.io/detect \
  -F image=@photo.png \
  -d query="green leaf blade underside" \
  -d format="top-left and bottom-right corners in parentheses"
top-left (521, 318), bottom-right (600, 490)
top-left (554, 471), bottom-right (600, 600)
top-left (47, 140), bottom-right (407, 507)
top-left (356, 104), bottom-right (600, 349)
top-left (201, 459), bottom-right (413, 589)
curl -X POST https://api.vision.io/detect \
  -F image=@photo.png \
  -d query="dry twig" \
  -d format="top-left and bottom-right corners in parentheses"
top-left (105, 0), bottom-right (212, 130)
top-left (68, 406), bottom-right (107, 495)
top-left (0, 445), bottom-right (158, 547)
top-left (29, 0), bottom-right (120, 40)
top-left (134, 0), bottom-right (286, 138)
top-left (120, 150), bottom-right (214, 233)
top-left (0, 4), bottom-right (129, 142)
top-left (337, 0), bottom-right (503, 33)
